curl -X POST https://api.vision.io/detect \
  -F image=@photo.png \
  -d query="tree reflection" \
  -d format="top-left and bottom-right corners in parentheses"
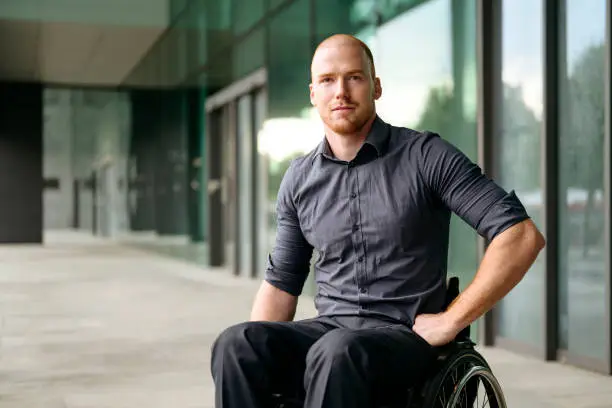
top-left (561, 44), bottom-right (605, 257)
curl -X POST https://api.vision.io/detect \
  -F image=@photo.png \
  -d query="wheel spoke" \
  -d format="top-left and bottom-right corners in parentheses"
top-left (482, 391), bottom-right (490, 408)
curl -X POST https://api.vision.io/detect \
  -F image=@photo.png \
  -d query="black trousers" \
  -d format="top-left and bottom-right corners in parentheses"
top-left (210, 315), bottom-right (438, 408)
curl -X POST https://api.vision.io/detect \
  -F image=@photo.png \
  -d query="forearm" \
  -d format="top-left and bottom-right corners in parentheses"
top-left (445, 219), bottom-right (546, 331)
top-left (250, 280), bottom-right (299, 322)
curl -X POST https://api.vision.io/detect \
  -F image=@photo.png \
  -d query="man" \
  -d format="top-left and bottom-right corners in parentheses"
top-left (211, 34), bottom-right (545, 408)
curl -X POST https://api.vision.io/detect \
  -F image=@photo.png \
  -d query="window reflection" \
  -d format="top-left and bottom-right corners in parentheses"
top-left (558, 0), bottom-right (606, 361)
top-left (375, 0), bottom-right (452, 128)
top-left (495, 0), bottom-right (545, 348)
top-left (374, 0), bottom-right (480, 337)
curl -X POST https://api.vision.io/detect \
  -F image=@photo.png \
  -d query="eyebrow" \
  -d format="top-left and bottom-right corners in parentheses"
top-left (316, 69), bottom-right (366, 78)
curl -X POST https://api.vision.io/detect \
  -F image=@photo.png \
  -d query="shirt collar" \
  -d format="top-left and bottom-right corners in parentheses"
top-left (312, 115), bottom-right (390, 163)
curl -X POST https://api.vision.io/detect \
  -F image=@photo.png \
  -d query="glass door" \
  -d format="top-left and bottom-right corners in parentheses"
top-left (254, 88), bottom-right (269, 278)
top-left (237, 94), bottom-right (254, 277)
top-left (221, 103), bottom-right (237, 274)
top-left (205, 69), bottom-right (267, 277)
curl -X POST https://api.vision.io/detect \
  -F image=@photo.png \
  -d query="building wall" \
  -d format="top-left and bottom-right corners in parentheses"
top-left (43, 89), bottom-right (132, 237)
top-left (124, 0), bottom-right (483, 323)
top-left (43, 89), bottom-right (74, 230)
top-left (0, 82), bottom-right (43, 243)
top-left (33, 0), bottom-right (607, 373)
top-left (129, 89), bottom-right (190, 237)
top-left (0, 0), bottom-right (169, 27)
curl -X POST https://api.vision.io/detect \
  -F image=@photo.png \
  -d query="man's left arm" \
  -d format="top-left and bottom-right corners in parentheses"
top-left (412, 132), bottom-right (546, 346)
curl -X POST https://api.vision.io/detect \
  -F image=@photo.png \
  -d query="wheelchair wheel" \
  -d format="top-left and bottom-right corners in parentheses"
top-left (420, 347), bottom-right (507, 408)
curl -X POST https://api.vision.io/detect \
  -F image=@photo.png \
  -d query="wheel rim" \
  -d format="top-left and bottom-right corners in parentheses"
top-left (445, 365), bottom-right (507, 408)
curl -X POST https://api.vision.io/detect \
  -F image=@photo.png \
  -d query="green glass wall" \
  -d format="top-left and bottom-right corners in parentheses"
top-left (35, 0), bottom-right (612, 371)
top-left (496, 0), bottom-right (545, 350)
top-left (558, 0), bottom-right (607, 363)
top-left (123, 0), bottom-right (480, 308)
top-left (371, 0), bottom-right (480, 338)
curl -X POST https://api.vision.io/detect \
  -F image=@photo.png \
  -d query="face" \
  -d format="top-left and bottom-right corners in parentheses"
top-left (309, 42), bottom-right (382, 135)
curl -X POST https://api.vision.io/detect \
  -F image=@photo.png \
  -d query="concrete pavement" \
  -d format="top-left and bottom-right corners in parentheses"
top-left (1, 236), bottom-right (611, 407)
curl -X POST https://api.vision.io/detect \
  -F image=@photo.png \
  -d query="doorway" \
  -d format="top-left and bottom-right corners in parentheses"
top-left (206, 69), bottom-right (268, 278)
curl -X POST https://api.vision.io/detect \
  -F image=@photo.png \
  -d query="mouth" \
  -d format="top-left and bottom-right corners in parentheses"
top-left (332, 106), bottom-right (355, 111)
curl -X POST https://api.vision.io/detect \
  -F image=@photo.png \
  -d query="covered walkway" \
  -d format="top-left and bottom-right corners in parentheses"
top-left (0, 233), bottom-right (611, 407)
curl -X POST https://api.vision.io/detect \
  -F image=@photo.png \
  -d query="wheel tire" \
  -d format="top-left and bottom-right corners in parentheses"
top-left (419, 347), bottom-right (505, 408)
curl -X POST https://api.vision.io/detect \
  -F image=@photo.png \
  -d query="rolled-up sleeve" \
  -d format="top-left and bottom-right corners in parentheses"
top-left (419, 132), bottom-right (530, 242)
top-left (264, 160), bottom-right (313, 296)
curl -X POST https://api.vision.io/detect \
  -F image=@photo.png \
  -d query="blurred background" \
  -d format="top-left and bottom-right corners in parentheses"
top-left (0, 0), bottom-right (610, 377)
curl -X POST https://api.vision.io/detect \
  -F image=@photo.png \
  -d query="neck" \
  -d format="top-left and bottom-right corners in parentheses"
top-left (325, 113), bottom-right (376, 162)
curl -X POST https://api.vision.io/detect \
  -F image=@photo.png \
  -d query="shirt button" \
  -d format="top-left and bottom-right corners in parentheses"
top-left (352, 225), bottom-right (359, 232)
top-left (359, 287), bottom-right (367, 294)
top-left (357, 256), bottom-right (364, 262)
top-left (350, 193), bottom-right (357, 199)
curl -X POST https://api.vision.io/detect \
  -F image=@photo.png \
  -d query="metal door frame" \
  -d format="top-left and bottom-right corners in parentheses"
top-left (205, 68), bottom-right (267, 277)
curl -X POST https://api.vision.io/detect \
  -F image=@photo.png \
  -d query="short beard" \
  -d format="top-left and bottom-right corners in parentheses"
top-left (326, 109), bottom-right (373, 135)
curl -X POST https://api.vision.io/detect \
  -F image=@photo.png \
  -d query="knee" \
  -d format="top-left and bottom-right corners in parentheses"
top-left (305, 330), bottom-right (364, 371)
top-left (211, 322), bottom-right (266, 371)
top-left (211, 321), bottom-right (269, 368)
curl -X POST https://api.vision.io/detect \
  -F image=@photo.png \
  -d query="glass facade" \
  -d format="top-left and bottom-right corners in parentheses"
top-left (558, 0), bottom-right (607, 362)
top-left (496, 0), bottom-right (546, 349)
top-left (33, 0), bottom-right (612, 375)
top-left (373, 0), bottom-right (480, 334)
top-left (44, 89), bottom-right (132, 237)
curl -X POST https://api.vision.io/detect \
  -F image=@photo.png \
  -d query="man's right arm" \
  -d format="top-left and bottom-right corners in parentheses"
top-left (250, 280), bottom-right (298, 321)
top-left (251, 160), bottom-right (313, 322)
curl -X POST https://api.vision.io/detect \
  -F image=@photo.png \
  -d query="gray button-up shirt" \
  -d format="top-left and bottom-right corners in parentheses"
top-left (265, 115), bottom-right (530, 326)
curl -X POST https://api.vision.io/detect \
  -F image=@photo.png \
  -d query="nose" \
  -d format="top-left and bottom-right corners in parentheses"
top-left (334, 78), bottom-right (349, 99)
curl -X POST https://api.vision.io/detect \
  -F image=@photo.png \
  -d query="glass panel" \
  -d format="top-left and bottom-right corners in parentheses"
top-left (233, 27), bottom-right (265, 78)
top-left (374, 0), bottom-right (479, 340)
top-left (314, 0), bottom-right (377, 42)
top-left (233, 0), bottom-right (265, 35)
top-left (378, 0), bottom-right (429, 23)
top-left (43, 89), bottom-right (131, 242)
top-left (268, 0), bottom-right (286, 11)
top-left (263, 0), bottom-right (318, 292)
top-left (170, 0), bottom-right (188, 21)
top-left (255, 88), bottom-right (269, 278)
top-left (43, 89), bottom-right (75, 232)
top-left (496, 0), bottom-right (544, 348)
top-left (558, 0), bottom-right (607, 360)
top-left (195, 0), bottom-right (208, 66)
top-left (222, 104), bottom-right (237, 272)
top-left (376, 0), bottom-right (452, 128)
top-left (238, 94), bottom-right (255, 277)
top-left (268, 0), bottom-right (311, 119)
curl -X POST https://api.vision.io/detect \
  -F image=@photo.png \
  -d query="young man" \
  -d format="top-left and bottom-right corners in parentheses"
top-left (210, 34), bottom-right (545, 408)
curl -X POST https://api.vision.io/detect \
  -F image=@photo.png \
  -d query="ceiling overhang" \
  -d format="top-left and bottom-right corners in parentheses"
top-left (0, 18), bottom-right (166, 86)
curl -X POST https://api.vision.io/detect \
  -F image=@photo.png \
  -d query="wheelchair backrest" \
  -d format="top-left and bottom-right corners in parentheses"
top-left (444, 276), bottom-right (471, 342)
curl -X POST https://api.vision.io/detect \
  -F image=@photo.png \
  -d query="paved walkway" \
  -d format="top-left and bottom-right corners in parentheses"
top-left (1, 238), bottom-right (611, 407)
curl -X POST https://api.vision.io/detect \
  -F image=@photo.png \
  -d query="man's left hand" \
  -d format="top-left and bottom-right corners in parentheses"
top-left (412, 313), bottom-right (461, 347)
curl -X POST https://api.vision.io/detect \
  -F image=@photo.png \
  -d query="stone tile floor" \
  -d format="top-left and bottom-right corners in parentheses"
top-left (0, 234), bottom-right (611, 407)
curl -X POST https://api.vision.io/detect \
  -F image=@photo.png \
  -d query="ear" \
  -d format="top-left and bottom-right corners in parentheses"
top-left (373, 77), bottom-right (382, 100)
top-left (309, 83), bottom-right (316, 106)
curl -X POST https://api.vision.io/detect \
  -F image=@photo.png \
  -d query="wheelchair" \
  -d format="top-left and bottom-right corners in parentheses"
top-left (272, 277), bottom-right (507, 408)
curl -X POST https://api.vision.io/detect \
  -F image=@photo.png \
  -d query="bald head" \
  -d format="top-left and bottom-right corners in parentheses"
top-left (308, 34), bottom-right (382, 137)
top-left (311, 34), bottom-right (376, 80)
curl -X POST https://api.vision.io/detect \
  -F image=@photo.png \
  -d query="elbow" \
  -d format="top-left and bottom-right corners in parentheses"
top-left (521, 219), bottom-right (546, 259)
top-left (493, 218), bottom-right (546, 257)
top-left (529, 220), bottom-right (546, 251)
top-left (536, 230), bottom-right (546, 251)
